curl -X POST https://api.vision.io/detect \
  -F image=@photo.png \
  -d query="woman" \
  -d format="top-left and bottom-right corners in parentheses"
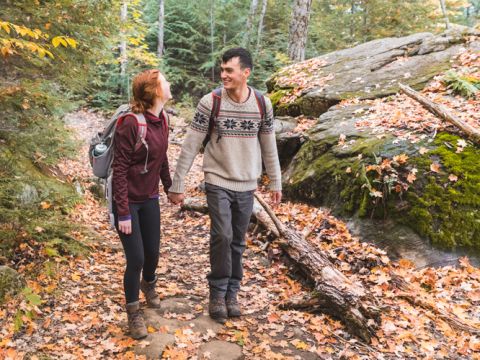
top-left (112, 69), bottom-right (172, 339)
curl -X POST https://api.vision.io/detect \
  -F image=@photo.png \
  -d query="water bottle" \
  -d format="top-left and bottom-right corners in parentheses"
top-left (94, 143), bottom-right (108, 156)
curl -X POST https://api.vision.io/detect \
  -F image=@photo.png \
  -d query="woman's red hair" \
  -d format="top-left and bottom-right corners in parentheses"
top-left (131, 69), bottom-right (163, 113)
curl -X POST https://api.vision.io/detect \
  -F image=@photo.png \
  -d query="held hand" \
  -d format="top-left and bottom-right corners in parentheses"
top-left (118, 219), bottom-right (132, 234)
top-left (168, 192), bottom-right (185, 205)
top-left (270, 190), bottom-right (282, 206)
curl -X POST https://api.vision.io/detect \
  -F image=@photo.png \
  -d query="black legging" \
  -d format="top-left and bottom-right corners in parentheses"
top-left (113, 198), bottom-right (160, 304)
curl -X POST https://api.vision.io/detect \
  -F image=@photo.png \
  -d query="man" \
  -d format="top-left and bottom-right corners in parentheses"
top-left (168, 47), bottom-right (282, 324)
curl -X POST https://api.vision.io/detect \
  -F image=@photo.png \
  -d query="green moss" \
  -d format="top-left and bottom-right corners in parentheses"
top-left (284, 135), bottom-right (388, 215)
top-left (399, 132), bottom-right (480, 250)
top-left (268, 89), bottom-right (290, 108)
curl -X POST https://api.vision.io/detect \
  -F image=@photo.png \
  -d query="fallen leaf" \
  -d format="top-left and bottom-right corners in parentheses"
top-left (393, 153), bottom-right (409, 164)
top-left (448, 174), bottom-right (458, 182)
top-left (40, 201), bottom-right (51, 209)
top-left (430, 162), bottom-right (441, 173)
top-left (147, 325), bottom-right (156, 333)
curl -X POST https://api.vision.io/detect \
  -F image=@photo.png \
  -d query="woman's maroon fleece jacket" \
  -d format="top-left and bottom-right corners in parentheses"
top-left (112, 110), bottom-right (172, 220)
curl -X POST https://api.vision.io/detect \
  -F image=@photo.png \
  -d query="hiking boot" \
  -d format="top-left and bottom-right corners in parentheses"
top-left (140, 276), bottom-right (161, 308)
top-left (208, 295), bottom-right (228, 324)
top-left (126, 302), bottom-right (148, 339)
top-left (226, 293), bottom-right (242, 317)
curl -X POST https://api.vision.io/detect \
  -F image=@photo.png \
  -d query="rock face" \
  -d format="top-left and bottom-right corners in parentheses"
top-left (0, 266), bottom-right (25, 303)
top-left (282, 104), bottom-right (480, 253)
top-left (268, 28), bottom-right (479, 117)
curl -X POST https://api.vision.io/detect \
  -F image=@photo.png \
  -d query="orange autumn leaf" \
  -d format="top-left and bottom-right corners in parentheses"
top-left (40, 201), bottom-right (51, 209)
top-left (393, 153), bottom-right (409, 164)
top-left (407, 172), bottom-right (417, 183)
top-left (147, 325), bottom-right (156, 333)
top-left (430, 162), bottom-right (441, 173)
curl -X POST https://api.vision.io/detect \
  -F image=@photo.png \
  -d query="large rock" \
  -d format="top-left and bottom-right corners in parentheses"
top-left (0, 266), bottom-right (25, 302)
top-left (268, 28), bottom-right (480, 117)
top-left (282, 104), bottom-right (480, 256)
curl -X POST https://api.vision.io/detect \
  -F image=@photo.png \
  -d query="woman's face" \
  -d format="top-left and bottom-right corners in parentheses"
top-left (157, 73), bottom-right (172, 102)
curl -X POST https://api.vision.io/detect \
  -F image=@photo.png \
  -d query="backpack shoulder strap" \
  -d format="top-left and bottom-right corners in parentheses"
top-left (253, 88), bottom-right (267, 121)
top-left (202, 88), bottom-right (222, 148)
top-left (123, 112), bottom-right (147, 150)
top-left (211, 88), bottom-right (222, 120)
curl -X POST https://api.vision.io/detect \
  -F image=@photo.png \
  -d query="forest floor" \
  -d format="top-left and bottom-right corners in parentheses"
top-left (1, 105), bottom-right (480, 359)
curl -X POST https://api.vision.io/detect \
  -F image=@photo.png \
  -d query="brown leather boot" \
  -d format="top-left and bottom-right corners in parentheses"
top-left (126, 302), bottom-right (148, 339)
top-left (140, 277), bottom-right (161, 308)
top-left (226, 293), bottom-right (242, 317)
top-left (208, 295), bottom-right (228, 324)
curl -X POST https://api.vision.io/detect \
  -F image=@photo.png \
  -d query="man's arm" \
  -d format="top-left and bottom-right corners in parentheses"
top-left (259, 97), bottom-right (282, 203)
top-left (169, 94), bottom-right (213, 196)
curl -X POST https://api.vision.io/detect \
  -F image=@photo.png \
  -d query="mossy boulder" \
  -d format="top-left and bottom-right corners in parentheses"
top-left (268, 28), bottom-right (480, 117)
top-left (283, 105), bottom-right (480, 252)
top-left (0, 266), bottom-right (25, 303)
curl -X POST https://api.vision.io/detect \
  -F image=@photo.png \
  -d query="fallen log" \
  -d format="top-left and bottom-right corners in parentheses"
top-left (253, 194), bottom-right (381, 343)
top-left (182, 195), bottom-right (381, 342)
top-left (399, 83), bottom-right (480, 144)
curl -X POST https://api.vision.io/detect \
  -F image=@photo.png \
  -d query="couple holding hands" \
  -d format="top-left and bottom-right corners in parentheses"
top-left (111, 47), bottom-right (282, 339)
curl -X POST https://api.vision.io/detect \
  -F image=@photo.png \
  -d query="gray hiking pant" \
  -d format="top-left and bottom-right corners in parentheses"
top-left (205, 183), bottom-right (254, 297)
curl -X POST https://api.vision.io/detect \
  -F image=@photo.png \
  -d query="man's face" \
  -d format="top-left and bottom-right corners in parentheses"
top-left (220, 57), bottom-right (250, 91)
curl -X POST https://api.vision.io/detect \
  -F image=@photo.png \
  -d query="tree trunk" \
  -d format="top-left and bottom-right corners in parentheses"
top-left (210, 0), bottom-right (215, 82)
top-left (399, 84), bottom-right (480, 144)
top-left (439, 0), bottom-right (450, 30)
top-left (349, 0), bottom-right (355, 40)
top-left (157, 0), bottom-right (164, 58)
top-left (255, 0), bottom-right (267, 57)
top-left (120, 1), bottom-right (128, 96)
top-left (287, 0), bottom-right (313, 62)
top-left (243, 0), bottom-right (258, 47)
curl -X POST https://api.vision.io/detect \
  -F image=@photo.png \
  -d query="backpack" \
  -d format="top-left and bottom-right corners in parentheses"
top-left (89, 104), bottom-right (148, 227)
top-left (202, 87), bottom-right (267, 148)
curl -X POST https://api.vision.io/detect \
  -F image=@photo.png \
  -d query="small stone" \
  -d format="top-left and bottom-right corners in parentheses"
top-left (198, 340), bottom-right (244, 360)
top-left (0, 266), bottom-right (25, 303)
top-left (190, 315), bottom-right (223, 334)
top-left (134, 333), bottom-right (175, 358)
top-left (17, 183), bottom-right (39, 206)
top-left (158, 297), bottom-right (192, 314)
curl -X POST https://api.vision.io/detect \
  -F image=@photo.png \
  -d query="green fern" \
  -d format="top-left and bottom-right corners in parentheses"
top-left (442, 70), bottom-right (480, 99)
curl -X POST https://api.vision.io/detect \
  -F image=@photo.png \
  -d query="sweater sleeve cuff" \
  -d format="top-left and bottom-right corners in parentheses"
top-left (118, 214), bottom-right (131, 221)
top-left (268, 180), bottom-right (282, 191)
top-left (169, 181), bottom-right (185, 194)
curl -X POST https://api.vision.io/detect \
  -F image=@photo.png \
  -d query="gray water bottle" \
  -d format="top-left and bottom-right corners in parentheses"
top-left (94, 143), bottom-right (108, 156)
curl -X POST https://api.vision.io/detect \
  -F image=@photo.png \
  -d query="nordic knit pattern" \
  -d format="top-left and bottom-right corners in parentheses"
top-left (169, 87), bottom-right (281, 193)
